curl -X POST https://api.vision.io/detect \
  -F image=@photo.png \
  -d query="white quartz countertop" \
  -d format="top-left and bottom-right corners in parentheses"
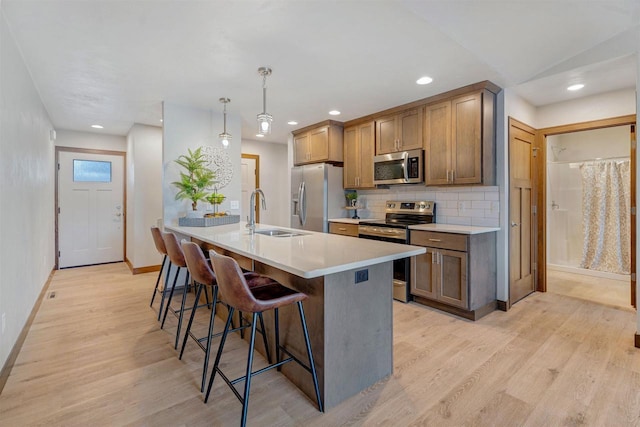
top-left (166, 222), bottom-right (425, 279)
top-left (409, 223), bottom-right (500, 234)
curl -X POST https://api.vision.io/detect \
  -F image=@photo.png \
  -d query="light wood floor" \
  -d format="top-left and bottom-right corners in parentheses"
top-left (1, 263), bottom-right (640, 426)
top-left (547, 269), bottom-right (632, 309)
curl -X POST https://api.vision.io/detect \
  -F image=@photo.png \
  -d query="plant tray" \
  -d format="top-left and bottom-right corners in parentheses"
top-left (178, 215), bottom-right (240, 227)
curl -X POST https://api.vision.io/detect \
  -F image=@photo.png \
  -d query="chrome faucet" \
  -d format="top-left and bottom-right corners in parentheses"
top-left (246, 189), bottom-right (266, 233)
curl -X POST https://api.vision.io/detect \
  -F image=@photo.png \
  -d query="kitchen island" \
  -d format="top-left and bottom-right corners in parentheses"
top-left (166, 222), bottom-right (425, 410)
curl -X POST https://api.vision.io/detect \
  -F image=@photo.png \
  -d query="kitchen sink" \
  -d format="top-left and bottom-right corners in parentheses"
top-left (253, 229), bottom-right (307, 237)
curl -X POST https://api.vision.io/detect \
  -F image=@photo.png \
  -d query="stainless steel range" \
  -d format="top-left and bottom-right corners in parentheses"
top-left (359, 201), bottom-right (436, 302)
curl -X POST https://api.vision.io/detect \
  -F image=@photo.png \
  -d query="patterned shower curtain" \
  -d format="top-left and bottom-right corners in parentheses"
top-left (580, 160), bottom-right (630, 274)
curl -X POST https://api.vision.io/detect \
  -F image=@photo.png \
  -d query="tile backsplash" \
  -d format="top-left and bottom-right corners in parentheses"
top-left (356, 185), bottom-right (500, 227)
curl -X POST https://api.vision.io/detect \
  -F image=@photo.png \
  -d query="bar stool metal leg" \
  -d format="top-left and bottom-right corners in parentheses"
top-left (157, 263), bottom-right (172, 321)
top-left (274, 307), bottom-right (281, 371)
top-left (258, 313), bottom-right (272, 364)
top-left (240, 312), bottom-right (259, 427)
top-left (201, 286), bottom-right (219, 392)
top-left (297, 301), bottom-right (323, 412)
top-left (179, 282), bottom-right (204, 359)
top-left (150, 255), bottom-right (167, 307)
top-left (175, 271), bottom-right (191, 349)
top-left (205, 307), bottom-right (235, 403)
top-left (161, 266), bottom-right (181, 329)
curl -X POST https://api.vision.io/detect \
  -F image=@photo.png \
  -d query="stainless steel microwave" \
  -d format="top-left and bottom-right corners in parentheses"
top-left (373, 149), bottom-right (423, 185)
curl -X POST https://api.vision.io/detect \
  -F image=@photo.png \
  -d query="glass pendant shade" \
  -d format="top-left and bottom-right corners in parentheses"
top-left (257, 67), bottom-right (272, 135)
top-left (219, 97), bottom-right (231, 148)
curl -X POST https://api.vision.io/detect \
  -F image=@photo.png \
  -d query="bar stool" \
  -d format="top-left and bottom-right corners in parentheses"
top-left (149, 226), bottom-right (172, 321)
top-left (179, 241), bottom-right (274, 392)
top-left (159, 231), bottom-right (193, 349)
top-left (205, 250), bottom-right (323, 426)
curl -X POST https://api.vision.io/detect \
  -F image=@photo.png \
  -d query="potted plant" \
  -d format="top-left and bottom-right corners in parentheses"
top-left (345, 190), bottom-right (358, 207)
top-left (172, 147), bottom-right (216, 217)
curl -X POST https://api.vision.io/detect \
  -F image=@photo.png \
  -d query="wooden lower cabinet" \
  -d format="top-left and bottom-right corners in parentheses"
top-left (410, 230), bottom-right (496, 320)
top-left (329, 222), bottom-right (359, 237)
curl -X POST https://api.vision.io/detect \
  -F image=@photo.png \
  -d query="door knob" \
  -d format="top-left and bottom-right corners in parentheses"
top-left (511, 221), bottom-right (519, 227)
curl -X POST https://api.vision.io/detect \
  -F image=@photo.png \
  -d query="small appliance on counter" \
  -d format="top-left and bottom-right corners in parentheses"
top-left (359, 200), bottom-right (436, 302)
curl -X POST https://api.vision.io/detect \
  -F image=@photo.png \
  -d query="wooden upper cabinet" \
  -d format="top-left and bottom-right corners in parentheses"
top-left (375, 108), bottom-right (422, 154)
top-left (293, 121), bottom-right (343, 165)
top-left (424, 101), bottom-right (452, 186)
top-left (451, 93), bottom-right (482, 184)
top-left (343, 121), bottom-right (374, 189)
top-left (424, 90), bottom-right (494, 186)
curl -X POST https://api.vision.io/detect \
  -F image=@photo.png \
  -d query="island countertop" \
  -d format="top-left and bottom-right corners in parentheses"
top-left (166, 222), bottom-right (425, 279)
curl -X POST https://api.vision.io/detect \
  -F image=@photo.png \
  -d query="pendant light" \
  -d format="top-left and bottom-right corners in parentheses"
top-left (257, 67), bottom-right (273, 135)
top-left (219, 97), bottom-right (231, 148)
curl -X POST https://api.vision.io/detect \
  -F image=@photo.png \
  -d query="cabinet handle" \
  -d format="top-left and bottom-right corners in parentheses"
top-left (446, 170), bottom-right (451, 183)
top-left (338, 227), bottom-right (347, 231)
top-left (431, 252), bottom-right (436, 264)
top-left (428, 238), bottom-right (442, 242)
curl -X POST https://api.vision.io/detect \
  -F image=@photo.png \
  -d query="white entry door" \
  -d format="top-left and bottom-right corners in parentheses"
top-left (241, 155), bottom-right (258, 223)
top-left (58, 151), bottom-right (124, 268)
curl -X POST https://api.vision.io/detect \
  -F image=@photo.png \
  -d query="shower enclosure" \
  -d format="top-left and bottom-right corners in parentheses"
top-left (546, 127), bottom-right (631, 280)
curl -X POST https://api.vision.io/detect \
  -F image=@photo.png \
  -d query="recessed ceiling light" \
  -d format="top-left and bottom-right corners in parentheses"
top-left (329, 110), bottom-right (341, 116)
top-left (287, 121), bottom-right (298, 125)
top-left (91, 124), bottom-right (104, 129)
top-left (160, 119), bottom-right (163, 123)
top-left (256, 134), bottom-right (264, 138)
top-left (567, 84), bottom-right (584, 91)
top-left (416, 76), bottom-right (433, 85)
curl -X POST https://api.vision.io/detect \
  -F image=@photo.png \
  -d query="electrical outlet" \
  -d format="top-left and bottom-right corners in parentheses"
top-left (2, 313), bottom-right (5, 334)
top-left (355, 269), bottom-right (368, 284)
top-left (230, 200), bottom-right (239, 209)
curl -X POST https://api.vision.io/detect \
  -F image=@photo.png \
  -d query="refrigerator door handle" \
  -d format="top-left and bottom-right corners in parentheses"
top-left (300, 181), bottom-right (307, 226)
top-left (296, 182), bottom-right (303, 216)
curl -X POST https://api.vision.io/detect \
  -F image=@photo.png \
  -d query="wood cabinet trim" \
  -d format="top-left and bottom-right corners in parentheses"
top-left (344, 80), bottom-right (500, 128)
top-left (292, 119), bottom-right (344, 136)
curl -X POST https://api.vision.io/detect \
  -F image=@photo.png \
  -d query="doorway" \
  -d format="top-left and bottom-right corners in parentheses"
top-left (56, 148), bottom-right (126, 269)
top-left (241, 154), bottom-right (260, 223)
top-left (536, 116), bottom-right (636, 308)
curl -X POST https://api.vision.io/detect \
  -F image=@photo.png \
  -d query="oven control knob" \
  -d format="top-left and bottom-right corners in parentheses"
top-left (420, 203), bottom-right (426, 209)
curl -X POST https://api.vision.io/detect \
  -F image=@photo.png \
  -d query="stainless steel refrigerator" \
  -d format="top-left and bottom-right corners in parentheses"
top-left (291, 163), bottom-right (344, 232)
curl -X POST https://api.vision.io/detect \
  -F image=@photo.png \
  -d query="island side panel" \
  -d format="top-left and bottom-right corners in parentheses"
top-left (252, 261), bottom-right (326, 407)
top-left (323, 261), bottom-right (393, 409)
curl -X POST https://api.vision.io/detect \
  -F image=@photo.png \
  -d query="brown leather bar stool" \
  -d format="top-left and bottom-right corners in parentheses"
top-left (205, 250), bottom-right (323, 426)
top-left (159, 231), bottom-right (193, 349)
top-left (149, 226), bottom-right (172, 321)
top-left (179, 241), bottom-right (274, 392)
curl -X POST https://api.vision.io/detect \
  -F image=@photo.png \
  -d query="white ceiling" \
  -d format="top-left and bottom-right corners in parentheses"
top-left (2, 0), bottom-right (639, 144)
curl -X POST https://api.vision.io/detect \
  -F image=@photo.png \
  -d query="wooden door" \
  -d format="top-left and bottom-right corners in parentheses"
top-left (509, 118), bottom-right (536, 305)
top-left (376, 114), bottom-right (398, 154)
top-left (309, 126), bottom-right (329, 162)
top-left (451, 92), bottom-right (482, 184)
top-left (358, 121), bottom-right (375, 188)
top-left (293, 133), bottom-right (309, 165)
top-left (58, 150), bottom-right (124, 268)
top-left (410, 249), bottom-right (437, 299)
top-left (438, 249), bottom-right (468, 308)
top-left (631, 124), bottom-right (637, 307)
top-left (343, 126), bottom-right (359, 188)
top-left (398, 108), bottom-right (422, 151)
top-left (424, 101), bottom-right (451, 185)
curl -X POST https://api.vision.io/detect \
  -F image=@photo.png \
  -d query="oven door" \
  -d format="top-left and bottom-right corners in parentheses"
top-left (358, 231), bottom-right (410, 303)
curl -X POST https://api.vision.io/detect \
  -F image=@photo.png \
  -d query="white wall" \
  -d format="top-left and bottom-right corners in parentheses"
top-left (162, 103), bottom-right (242, 225)
top-left (241, 139), bottom-right (289, 226)
top-left (537, 88), bottom-right (636, 129)
top-left (55, 129), bottom-right (127, 152)
top-left (0, 11), bottom-right (55, 369)
top-left (126, 124), bottom-right (163, 269)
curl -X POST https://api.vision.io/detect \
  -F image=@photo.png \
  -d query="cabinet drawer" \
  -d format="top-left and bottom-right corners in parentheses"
top-left (329, 222), bottom-right (359, 237)
top-left (410, 230), bottom-right (467, 251)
